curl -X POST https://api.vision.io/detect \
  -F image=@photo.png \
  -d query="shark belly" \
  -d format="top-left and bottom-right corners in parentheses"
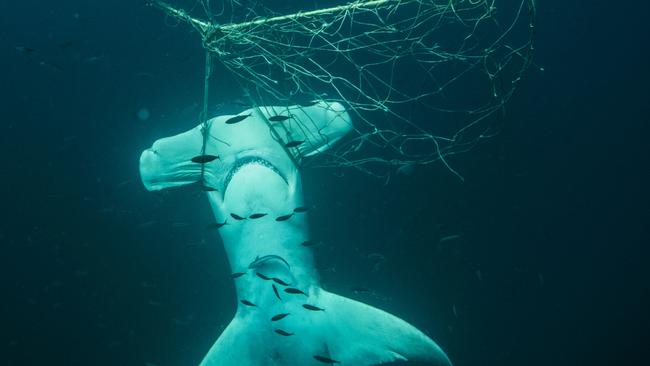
top-left (139, 102), bottom-right (452, 366)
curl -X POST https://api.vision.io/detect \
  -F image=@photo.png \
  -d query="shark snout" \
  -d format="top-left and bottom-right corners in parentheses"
top-left (138, 125), bottom-right (211, 191)
top-left (139, 148), bottom-right (200, 191)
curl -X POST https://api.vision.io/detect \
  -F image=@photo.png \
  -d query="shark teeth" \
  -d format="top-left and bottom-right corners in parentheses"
top-left (223, 156), bottom-right (287, 191)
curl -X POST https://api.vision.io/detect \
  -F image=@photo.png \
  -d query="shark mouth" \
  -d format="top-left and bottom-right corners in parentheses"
top-left (223, 156), bottom-right (288, 191)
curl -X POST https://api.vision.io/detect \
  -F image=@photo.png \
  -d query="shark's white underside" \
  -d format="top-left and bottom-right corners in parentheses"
top-left (139, 101), bottom-right (451, 366)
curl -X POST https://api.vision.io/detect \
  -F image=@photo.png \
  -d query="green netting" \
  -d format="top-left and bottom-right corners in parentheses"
top-left (148, 0), bottom-right (536, 179)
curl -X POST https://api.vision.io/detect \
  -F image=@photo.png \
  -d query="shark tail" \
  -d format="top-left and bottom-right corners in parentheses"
top-left (198, 289), bottom-right (451, 366)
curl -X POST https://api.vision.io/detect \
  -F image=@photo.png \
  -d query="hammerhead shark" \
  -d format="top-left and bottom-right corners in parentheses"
top-left (139, 101), bottom-right (451, 366)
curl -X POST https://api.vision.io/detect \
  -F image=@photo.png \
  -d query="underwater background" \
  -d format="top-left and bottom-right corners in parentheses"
top-left (1, 1), bottom-right (648, 365)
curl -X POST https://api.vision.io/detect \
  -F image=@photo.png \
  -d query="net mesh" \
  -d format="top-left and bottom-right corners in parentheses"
top-left (150, 0), bottom-right (536, 179)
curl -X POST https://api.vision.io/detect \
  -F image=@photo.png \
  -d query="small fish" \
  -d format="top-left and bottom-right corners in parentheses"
top-left (15, 46), bottom-right (36, 54)
top-left (300, 240), bottom-right (320, 247)
top-left (225, 113), bottom-right (251, 124)
top-left (272, 284), bottom-right (282, 300)
top-left (39, 61), bottom-right (64, 72)
top-left (249, 254), bottom-right (291, 269)
top-left (240, 299), bottom-right (257, 307)
top-left (271, 313), bottom-right (290, 321)
top-left (139, 220), bottom-right (156, 228)
top-left (115, 179), bottom-right (132, 190)
top-left (274, 329), bottom-right (293, 336)
top-left (200, 185), bottom-right (218, 192)
top-left (268, 115), bottom-right (292, 122)
top-left (439, 234), bottom-right (462, 243)
top-left (82, 55), bottom-right (105, 63)
top-left (302, 304), bottom-right (324, 311)
top-left (299, 100), bottom-right (320, 107)
top-left (191, 155), bottom-right (219, 164)
top-left (313, 355), bottom-right (340, 364)
top-left (293, 206), bottom-right (310, 213)
top-left (249, 213), bottom-right (268, 219)
top-left (367, 253), bottom-right (386, 261)
top-left (284, 140), bottom-right (305, 148)
top-left (231, 272), bottom-right (245, 279)
top-left (256, 272), bottom-right (271, 280)
top-left (275, 214), bottom-right (293, 222)
top-left (207, 220), bottom-right (227, 229)
top-left (285, 288), bottom-right (307, 296)
top-left (350, 286), bottom-right (371, 294)
top-left (230, 213), bottom-right (246, 220)
top-left (272, 278), bottom-right (290, 286)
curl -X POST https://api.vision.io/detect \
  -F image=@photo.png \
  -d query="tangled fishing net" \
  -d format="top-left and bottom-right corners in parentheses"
top-left (148, 0), bottom-right (536, 178)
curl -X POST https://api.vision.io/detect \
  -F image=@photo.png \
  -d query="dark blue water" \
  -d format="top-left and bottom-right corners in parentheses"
top-left (1, 1), bottom-right (648, 365)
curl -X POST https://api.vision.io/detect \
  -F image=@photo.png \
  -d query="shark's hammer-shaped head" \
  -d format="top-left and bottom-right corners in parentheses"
top-left (141, 101), bottom-right (350, 185)
top-left (140, 100), bottom-right (351, 214)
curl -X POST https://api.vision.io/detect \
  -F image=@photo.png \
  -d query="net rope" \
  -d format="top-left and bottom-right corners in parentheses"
top-left (148, 0), bottom-right (537, 179)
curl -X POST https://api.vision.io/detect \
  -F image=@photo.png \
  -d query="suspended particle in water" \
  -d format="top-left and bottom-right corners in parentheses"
top-left (137, 107), bottom-right (151, 121)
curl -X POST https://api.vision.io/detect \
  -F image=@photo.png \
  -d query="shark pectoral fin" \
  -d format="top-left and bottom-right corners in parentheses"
top-left (321, 291), bottom-right (452, 366)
